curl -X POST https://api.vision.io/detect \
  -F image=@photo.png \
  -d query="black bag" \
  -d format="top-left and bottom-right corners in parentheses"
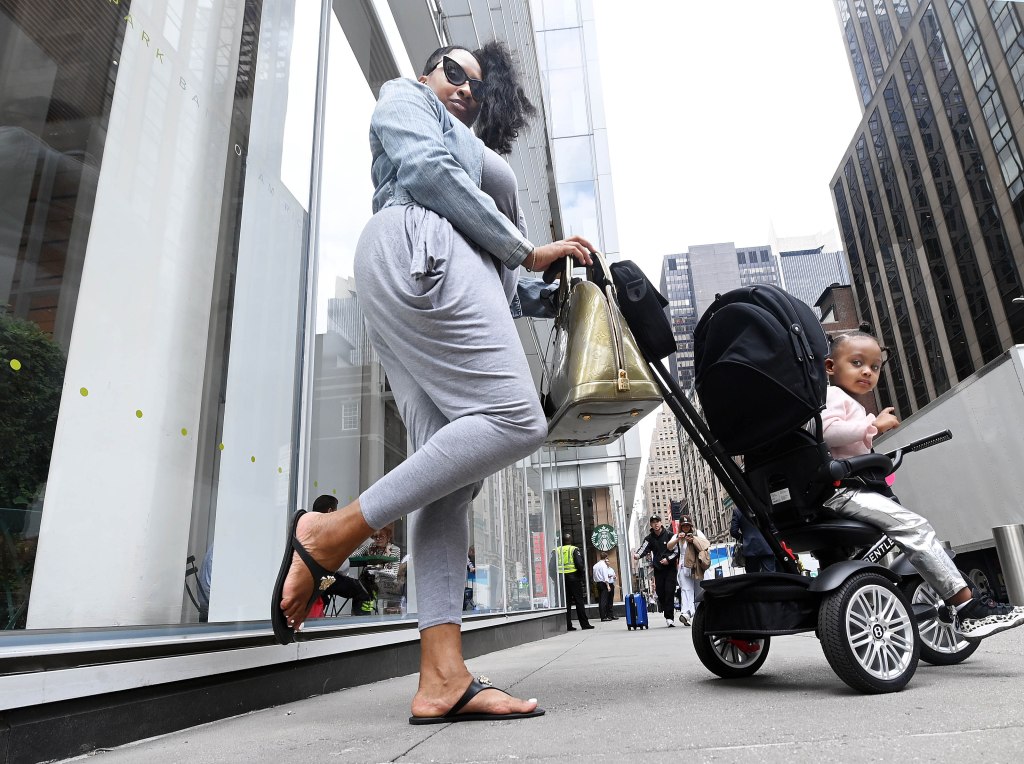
top-left (694, 284), bottom-right (828, 455)
top-left (590, 259), bottom-right (676, 361)
top-left (731, 543), bottom-right (745, 569)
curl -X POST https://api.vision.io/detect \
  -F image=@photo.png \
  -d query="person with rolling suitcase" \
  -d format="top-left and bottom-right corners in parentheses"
top-left (633, 515), bottom-right (678, 627)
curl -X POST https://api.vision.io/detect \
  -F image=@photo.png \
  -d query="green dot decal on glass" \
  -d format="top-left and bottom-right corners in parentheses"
top-left (250, 455), bottom-right (256, 463)
top-left (219, 443), bottom-right (225, 451)
top-left (181, 428), bottom-right (188, 436)
top-left (9, 359), bottom-right (21, 371)
top-left (332, 489), bottom-right (336, 495)
top-left (277, 467), bottom-right (283, 474)
top-left (314, 481), bottom-right (318, 488)
top-left (80, 387), bottom-right (89, 396)
top-left (135, 410), bottom-right (143, 419)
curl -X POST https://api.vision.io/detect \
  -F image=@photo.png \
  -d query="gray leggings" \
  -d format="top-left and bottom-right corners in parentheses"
top-left (354, 206), bottom-right (547, 630)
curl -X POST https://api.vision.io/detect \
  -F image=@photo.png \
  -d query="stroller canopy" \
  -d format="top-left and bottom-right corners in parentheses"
top-left (694, 285), bottom-right (829, 455)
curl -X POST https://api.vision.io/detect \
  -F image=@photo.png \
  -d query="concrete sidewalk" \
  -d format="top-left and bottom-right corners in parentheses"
top-left (78, 618), bottom-right (1024, 763)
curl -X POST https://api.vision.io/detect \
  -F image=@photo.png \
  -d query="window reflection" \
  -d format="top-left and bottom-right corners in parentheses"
top-left (558, 180), bottom-right (600, 240)
top-left (305, 12), bottom-right (409, 625)
top-left (542, 28), bottom-right (583, 69)
top-left (535, 0), bottom-right (580, 30)
top-left (553, 135), bottom-right (594, 184)
top-left (547, 68), bottom-right (589, 137)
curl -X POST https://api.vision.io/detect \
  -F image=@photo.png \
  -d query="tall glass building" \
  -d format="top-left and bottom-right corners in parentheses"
top-left (0, 0), bottom-right (636, 757)
top-left (778, 247), bottom-right (852, 314)
top-left (830, 0), bottom-right (1024, 417)
top-left (658, 242), bottom-right (782, 392)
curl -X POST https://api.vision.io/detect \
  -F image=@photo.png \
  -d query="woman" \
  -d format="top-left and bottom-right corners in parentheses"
top-left (272, 43), bottom-right (594, 723)
top-left (667, 515), bottom-right (709, 626)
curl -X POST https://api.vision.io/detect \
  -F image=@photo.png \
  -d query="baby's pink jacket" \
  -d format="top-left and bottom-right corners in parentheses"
top-left (821, 385), bottom-right (877, 458)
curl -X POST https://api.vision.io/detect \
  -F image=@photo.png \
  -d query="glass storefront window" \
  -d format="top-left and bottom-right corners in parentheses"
top-left (301, 9), bottom-right (411, 625)
top-left (1, 0), bottom-right (322, 632)
top-left (3, 0), bottom-right (634, 647)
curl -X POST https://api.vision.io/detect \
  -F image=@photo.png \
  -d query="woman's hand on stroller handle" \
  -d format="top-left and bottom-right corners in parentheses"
top-left (528, 235), bottom-right (594, 275)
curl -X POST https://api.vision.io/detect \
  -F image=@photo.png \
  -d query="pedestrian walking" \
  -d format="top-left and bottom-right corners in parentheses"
top-left (634, 516), bottom-right (678, 627)
top-left (272, 42), bottom-right (595, 725)
top-left (667, 515), bottom-right (708, 625)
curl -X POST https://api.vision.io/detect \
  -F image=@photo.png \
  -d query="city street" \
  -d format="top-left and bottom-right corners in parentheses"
top-left (76, 617), bottom-right (1024, 763)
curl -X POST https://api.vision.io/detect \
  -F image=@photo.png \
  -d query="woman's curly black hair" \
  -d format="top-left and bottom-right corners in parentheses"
top-left (472, 40), bottom-right (536, 155)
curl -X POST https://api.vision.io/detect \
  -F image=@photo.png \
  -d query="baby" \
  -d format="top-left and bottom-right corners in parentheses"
top-left (820, 331), bottom-right (1024, 640)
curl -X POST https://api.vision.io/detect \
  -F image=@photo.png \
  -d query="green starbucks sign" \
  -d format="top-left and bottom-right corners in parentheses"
top-left (591, 524), bottom-right (618, 552)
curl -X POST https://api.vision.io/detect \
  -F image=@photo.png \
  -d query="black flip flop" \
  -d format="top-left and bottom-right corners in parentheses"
top-left (271, 509), bottom-right (338, 645)
top-left (408, 677), bottom-right (545, 725)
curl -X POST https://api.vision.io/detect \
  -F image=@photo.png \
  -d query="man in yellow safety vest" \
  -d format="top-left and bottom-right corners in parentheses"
top-left (550, 532), bottom-right (594, 631)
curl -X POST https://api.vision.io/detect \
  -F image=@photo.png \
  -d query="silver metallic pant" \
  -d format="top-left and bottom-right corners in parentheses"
top-left (824, 487), bottom-right (967, 600)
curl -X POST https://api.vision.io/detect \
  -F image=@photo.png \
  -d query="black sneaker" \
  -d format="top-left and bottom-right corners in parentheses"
top-left (955, 595), bottom-right (1024, 640)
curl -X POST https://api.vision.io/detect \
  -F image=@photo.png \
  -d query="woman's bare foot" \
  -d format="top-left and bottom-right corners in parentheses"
top-left (410, 676), bottom-right (539, 719)
top-left (279, 503), bottom-right (372, 631)
top-left (410, 623), bottom-right (539, 719)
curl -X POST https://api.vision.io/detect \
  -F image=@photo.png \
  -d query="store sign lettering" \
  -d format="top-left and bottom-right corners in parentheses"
top-left (97, 0), bottom-right (305, 229)
top-left (120, 14), bottom-right (166, 65)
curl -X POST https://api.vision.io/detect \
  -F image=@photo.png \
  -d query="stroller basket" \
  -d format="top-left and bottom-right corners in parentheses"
top-left (700, 573), bottom-right (818, 635)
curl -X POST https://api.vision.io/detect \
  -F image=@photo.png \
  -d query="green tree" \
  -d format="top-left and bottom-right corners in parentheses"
top-left (0, 311), bottom-right (65, 506)
top-left (0, 310), bottom-right (66, 628)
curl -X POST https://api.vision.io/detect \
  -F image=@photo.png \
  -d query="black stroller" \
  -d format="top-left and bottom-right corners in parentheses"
top-left (599, 264), bottom-right (971, 694)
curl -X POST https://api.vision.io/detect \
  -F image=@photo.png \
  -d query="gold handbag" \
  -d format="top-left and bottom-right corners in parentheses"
top-left (543, 252), bottom-right (663, 446)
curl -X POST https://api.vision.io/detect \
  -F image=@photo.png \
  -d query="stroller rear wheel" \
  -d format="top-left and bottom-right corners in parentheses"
top-left (900, 576), bottom-right (979, 666)
top-left (819, 571), bottom-right (919, 693)
top-left (691, 604), bottom-right (771, 678)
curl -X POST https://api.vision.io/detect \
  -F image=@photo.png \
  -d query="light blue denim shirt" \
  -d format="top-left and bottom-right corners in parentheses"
top-left (370, 77), bottom-right (533, 271)
top-left (369, 77), bottom-right (557, 318)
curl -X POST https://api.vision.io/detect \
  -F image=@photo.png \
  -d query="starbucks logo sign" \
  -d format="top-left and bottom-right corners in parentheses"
top-left (591, 524), bottom-right (618, 551)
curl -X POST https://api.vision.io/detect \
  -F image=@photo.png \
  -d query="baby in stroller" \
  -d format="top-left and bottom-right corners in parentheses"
top-left (819, 330), bottom-right (1024, 641)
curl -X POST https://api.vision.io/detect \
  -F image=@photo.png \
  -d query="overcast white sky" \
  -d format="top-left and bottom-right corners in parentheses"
top-left (590, 1), bottom-right (864, 497)
top-left (593, 0), bottom-right (863, 283)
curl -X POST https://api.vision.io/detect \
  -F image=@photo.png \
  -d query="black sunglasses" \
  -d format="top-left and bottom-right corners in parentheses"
top-left (435, 55), bottom-right (487, 102)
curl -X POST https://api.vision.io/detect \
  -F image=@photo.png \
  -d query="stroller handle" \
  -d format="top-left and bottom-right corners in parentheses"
top-left (880, 428), bottom-right (950, 458)
top-left (883, 429), bottom-right (953, 472)
top-left (883, 429), bottom-right (953, 456)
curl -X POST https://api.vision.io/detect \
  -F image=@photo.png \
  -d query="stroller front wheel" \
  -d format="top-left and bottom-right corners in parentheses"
top-left (819, 571), bottom-right (919, 693)
top-left (691, 604), bottom-right (771, 678)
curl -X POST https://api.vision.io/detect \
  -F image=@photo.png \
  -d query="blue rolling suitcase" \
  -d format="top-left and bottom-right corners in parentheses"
top-left (625, 592), bottom-right (649, 630)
